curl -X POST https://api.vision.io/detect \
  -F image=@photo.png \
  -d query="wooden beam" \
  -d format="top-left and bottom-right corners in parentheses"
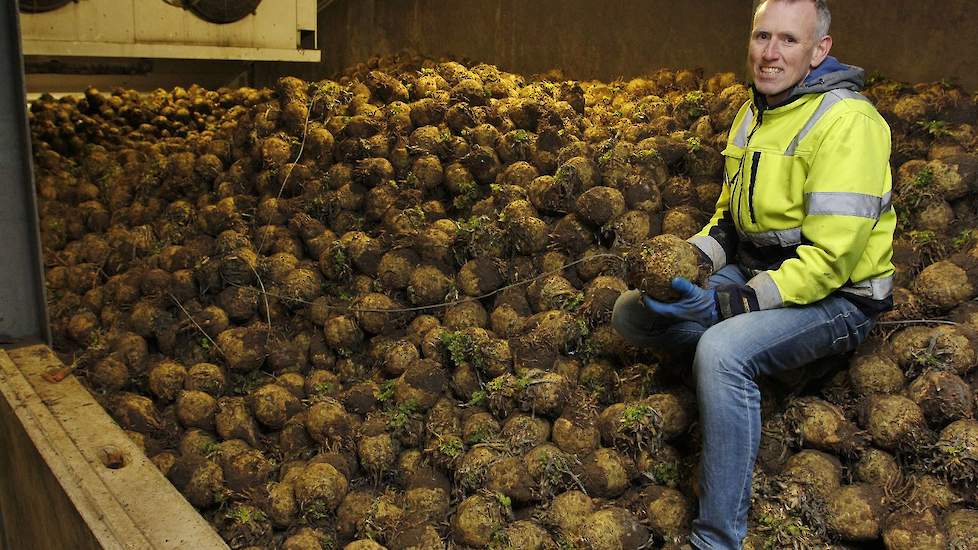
top-left (0, 344), bottom-right (228, 550)
top-left (22, 40), bottom-right (321, 62)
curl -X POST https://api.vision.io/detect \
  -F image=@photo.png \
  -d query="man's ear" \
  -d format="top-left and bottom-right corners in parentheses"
top-left (811, 34), bottom-right (832, 68)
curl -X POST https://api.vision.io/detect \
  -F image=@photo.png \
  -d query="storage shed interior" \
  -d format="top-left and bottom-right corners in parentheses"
top-left (4, 2), bottom-right (978, 550)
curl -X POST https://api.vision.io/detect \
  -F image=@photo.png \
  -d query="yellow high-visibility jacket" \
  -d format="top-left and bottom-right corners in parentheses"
top-left (690, 61), bottom-right (895, 314)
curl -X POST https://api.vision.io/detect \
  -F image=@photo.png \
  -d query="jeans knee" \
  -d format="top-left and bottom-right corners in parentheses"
top-left (611, 290), bottom-right (641, 335)
top-left (693, 329), bottom-right (751, 381)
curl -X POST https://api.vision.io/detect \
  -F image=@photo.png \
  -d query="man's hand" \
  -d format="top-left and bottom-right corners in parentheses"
top-left (642, 277), bottom-right (719, 327)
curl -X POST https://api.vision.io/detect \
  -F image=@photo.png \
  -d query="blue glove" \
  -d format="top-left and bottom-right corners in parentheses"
top-left (642, 277), bottom-right (719, 327)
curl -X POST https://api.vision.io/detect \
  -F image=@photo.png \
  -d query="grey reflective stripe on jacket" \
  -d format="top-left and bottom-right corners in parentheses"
top-left (838, 276), bottom-right (894, 301)
top-left (747, 271), bottom-right (783, 309)
top-left (806, 192), bottom-right (886, 219)
top-left (731, 108), bottom-right (756, 148)
top-left (738, 227), bottom-right (803, 247)
top-left (785, 89), bottom-right (869, 155)
top-left (688, 235), bottom-right (727, 273)
top-left (748, 271), bottom-right (893, 308)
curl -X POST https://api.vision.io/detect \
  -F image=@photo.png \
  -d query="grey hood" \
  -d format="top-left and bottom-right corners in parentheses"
top-left (756, 56), bottom-right (865, 108)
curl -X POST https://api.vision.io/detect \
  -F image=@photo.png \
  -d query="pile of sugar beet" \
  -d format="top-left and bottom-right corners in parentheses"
top-left (29, 51), bottom-right (978, 549)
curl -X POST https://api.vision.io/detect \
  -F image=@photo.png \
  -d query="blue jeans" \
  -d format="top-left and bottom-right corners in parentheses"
top-left (611, 264), bottom-right (873, 549)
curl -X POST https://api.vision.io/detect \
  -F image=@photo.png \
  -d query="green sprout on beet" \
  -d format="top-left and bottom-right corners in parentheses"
top-left (466, 390), bottom-right (487, 408)
top-left (437, 436), bottom-right (465, 459)
top-left (864, 71), bottom-right (886, 88)
top-left (201, 441), bottom-right (221, 458)
top-left (311, 381), bottom-right (334, 398)
top-left (403, 205), bottom-right (427, 228)
top-left (911, 166), bottom-right (935, 189)
top-left (452, 180), bottom-right (480, 210)
top-left (917, 119), bottom-right (951, 137)
top-left (487, 529), bottom-right (511, 550)
top-left (386, 399), bottom-right (418, 431)
top-left (377, 379), bottom-right (396, 402)
top-left (440, 330), bottom-right (482, 369)
top-left (621, 403), bottom-right (657, 429)
top-left (908, 229), bottom-right (937, 246)
top-left (229, 370), bottom-right (267, 396)
top-left (553, 162), bottom-right (576, 184)
top-left (485, 376), bottom-right (508, 395)
top-left (952, 228), bottom-right (978, 250)
top-left (907, 336), bottom-right (954, 377)
top-left (226, 505), bottom-right (268, 525)
top-left (466, 425), bottom-right (490, 444)
top-left (457, 215), bottom-right (487, 233)
top-left (512, 129), bottom-right (532, 144)
top-left (681, 90), bottom-right (707, 119)
top-left (633, 147), bottom-right (661, 164)
top-left (515, 374), bottom-right (535, 391)
top-left (489, 183), bottom-right (505, 200)
top-left (754, 506), bottom-right (823, 550)
top-left (330, 246), bottom-right (350, 275)
top-left (644, 460), bottom-right (682, 487)
top-left (558, 292), bottom-right (585, 312)
top-left (303, 500), bottom-right (332, 523)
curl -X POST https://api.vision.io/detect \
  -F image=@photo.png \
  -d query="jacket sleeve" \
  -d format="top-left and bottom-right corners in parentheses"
top-left (746, 109), bottom-right (891, 308)
top-left (689, 185), bottom-right (738, 275)
top-left (689, 102), bottom-right (751, 275)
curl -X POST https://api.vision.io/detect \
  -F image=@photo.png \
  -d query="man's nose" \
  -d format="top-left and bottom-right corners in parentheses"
top-left (762, 40), bottom-right (780, 60)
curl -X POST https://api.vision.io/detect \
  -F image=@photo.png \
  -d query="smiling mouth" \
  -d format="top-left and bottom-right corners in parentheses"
top-left (758, 67), bottom-right (783, 76)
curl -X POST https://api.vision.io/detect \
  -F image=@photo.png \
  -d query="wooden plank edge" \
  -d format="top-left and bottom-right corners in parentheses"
top-left (0, 349), bottom-right (150, 549)
top-left (1, 345), bottom-right (229, 549)
top-left (21, 40), bottom-right (322, 62)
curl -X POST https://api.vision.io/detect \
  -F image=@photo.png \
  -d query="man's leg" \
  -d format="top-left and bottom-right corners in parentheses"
top-left (611, 264), bottom-right (747, 353)
top-left (688, 295), bottom-right (873, 549)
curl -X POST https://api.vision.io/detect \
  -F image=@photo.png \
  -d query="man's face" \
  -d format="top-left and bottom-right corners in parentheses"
top-left (748, 1), bottom-right (831, 105)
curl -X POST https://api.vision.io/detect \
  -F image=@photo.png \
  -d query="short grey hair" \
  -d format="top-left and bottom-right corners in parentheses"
top-left (754, 0), bottom-right (831, 40)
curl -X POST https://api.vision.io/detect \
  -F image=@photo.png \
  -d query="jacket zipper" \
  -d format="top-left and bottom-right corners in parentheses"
top-left (734, 108), bottom-right (763, 230)
top-left (748, 151), bottom-right (761, 224)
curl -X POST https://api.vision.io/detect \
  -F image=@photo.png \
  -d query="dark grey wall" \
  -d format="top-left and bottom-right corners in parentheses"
top-left (317, 0), bottom-right (978, 90)
top-left (829, 0), bottom-right (978, 90)
top-left (318, 0), bottom-right (751, 81)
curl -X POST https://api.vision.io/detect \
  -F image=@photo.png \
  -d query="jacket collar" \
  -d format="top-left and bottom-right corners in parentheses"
top-left (750, 56), bottom-right (866, 113)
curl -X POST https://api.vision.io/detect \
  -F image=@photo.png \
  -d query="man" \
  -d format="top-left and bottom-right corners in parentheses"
top-left (612, 0), bottom-right (894, 548)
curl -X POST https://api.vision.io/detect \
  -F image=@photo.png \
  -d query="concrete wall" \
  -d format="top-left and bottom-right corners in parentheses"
top-left (317, 0), bottom-right (978, 90)
top-left (318, 0), bottom-right (751, 81)
top-left (829, 0), bottom-right (978, 90)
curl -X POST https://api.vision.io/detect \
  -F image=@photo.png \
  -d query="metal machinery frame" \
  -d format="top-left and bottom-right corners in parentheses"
top-left (0, 0), bottom-right (49, 345)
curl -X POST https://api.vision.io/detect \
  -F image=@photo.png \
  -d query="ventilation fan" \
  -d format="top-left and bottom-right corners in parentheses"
top-left (186, 0), bottom-right (263, 24)
top-left (20, 0), bottom-right (318, 62)
top-left (19, 0), bottom-right (74, 13)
